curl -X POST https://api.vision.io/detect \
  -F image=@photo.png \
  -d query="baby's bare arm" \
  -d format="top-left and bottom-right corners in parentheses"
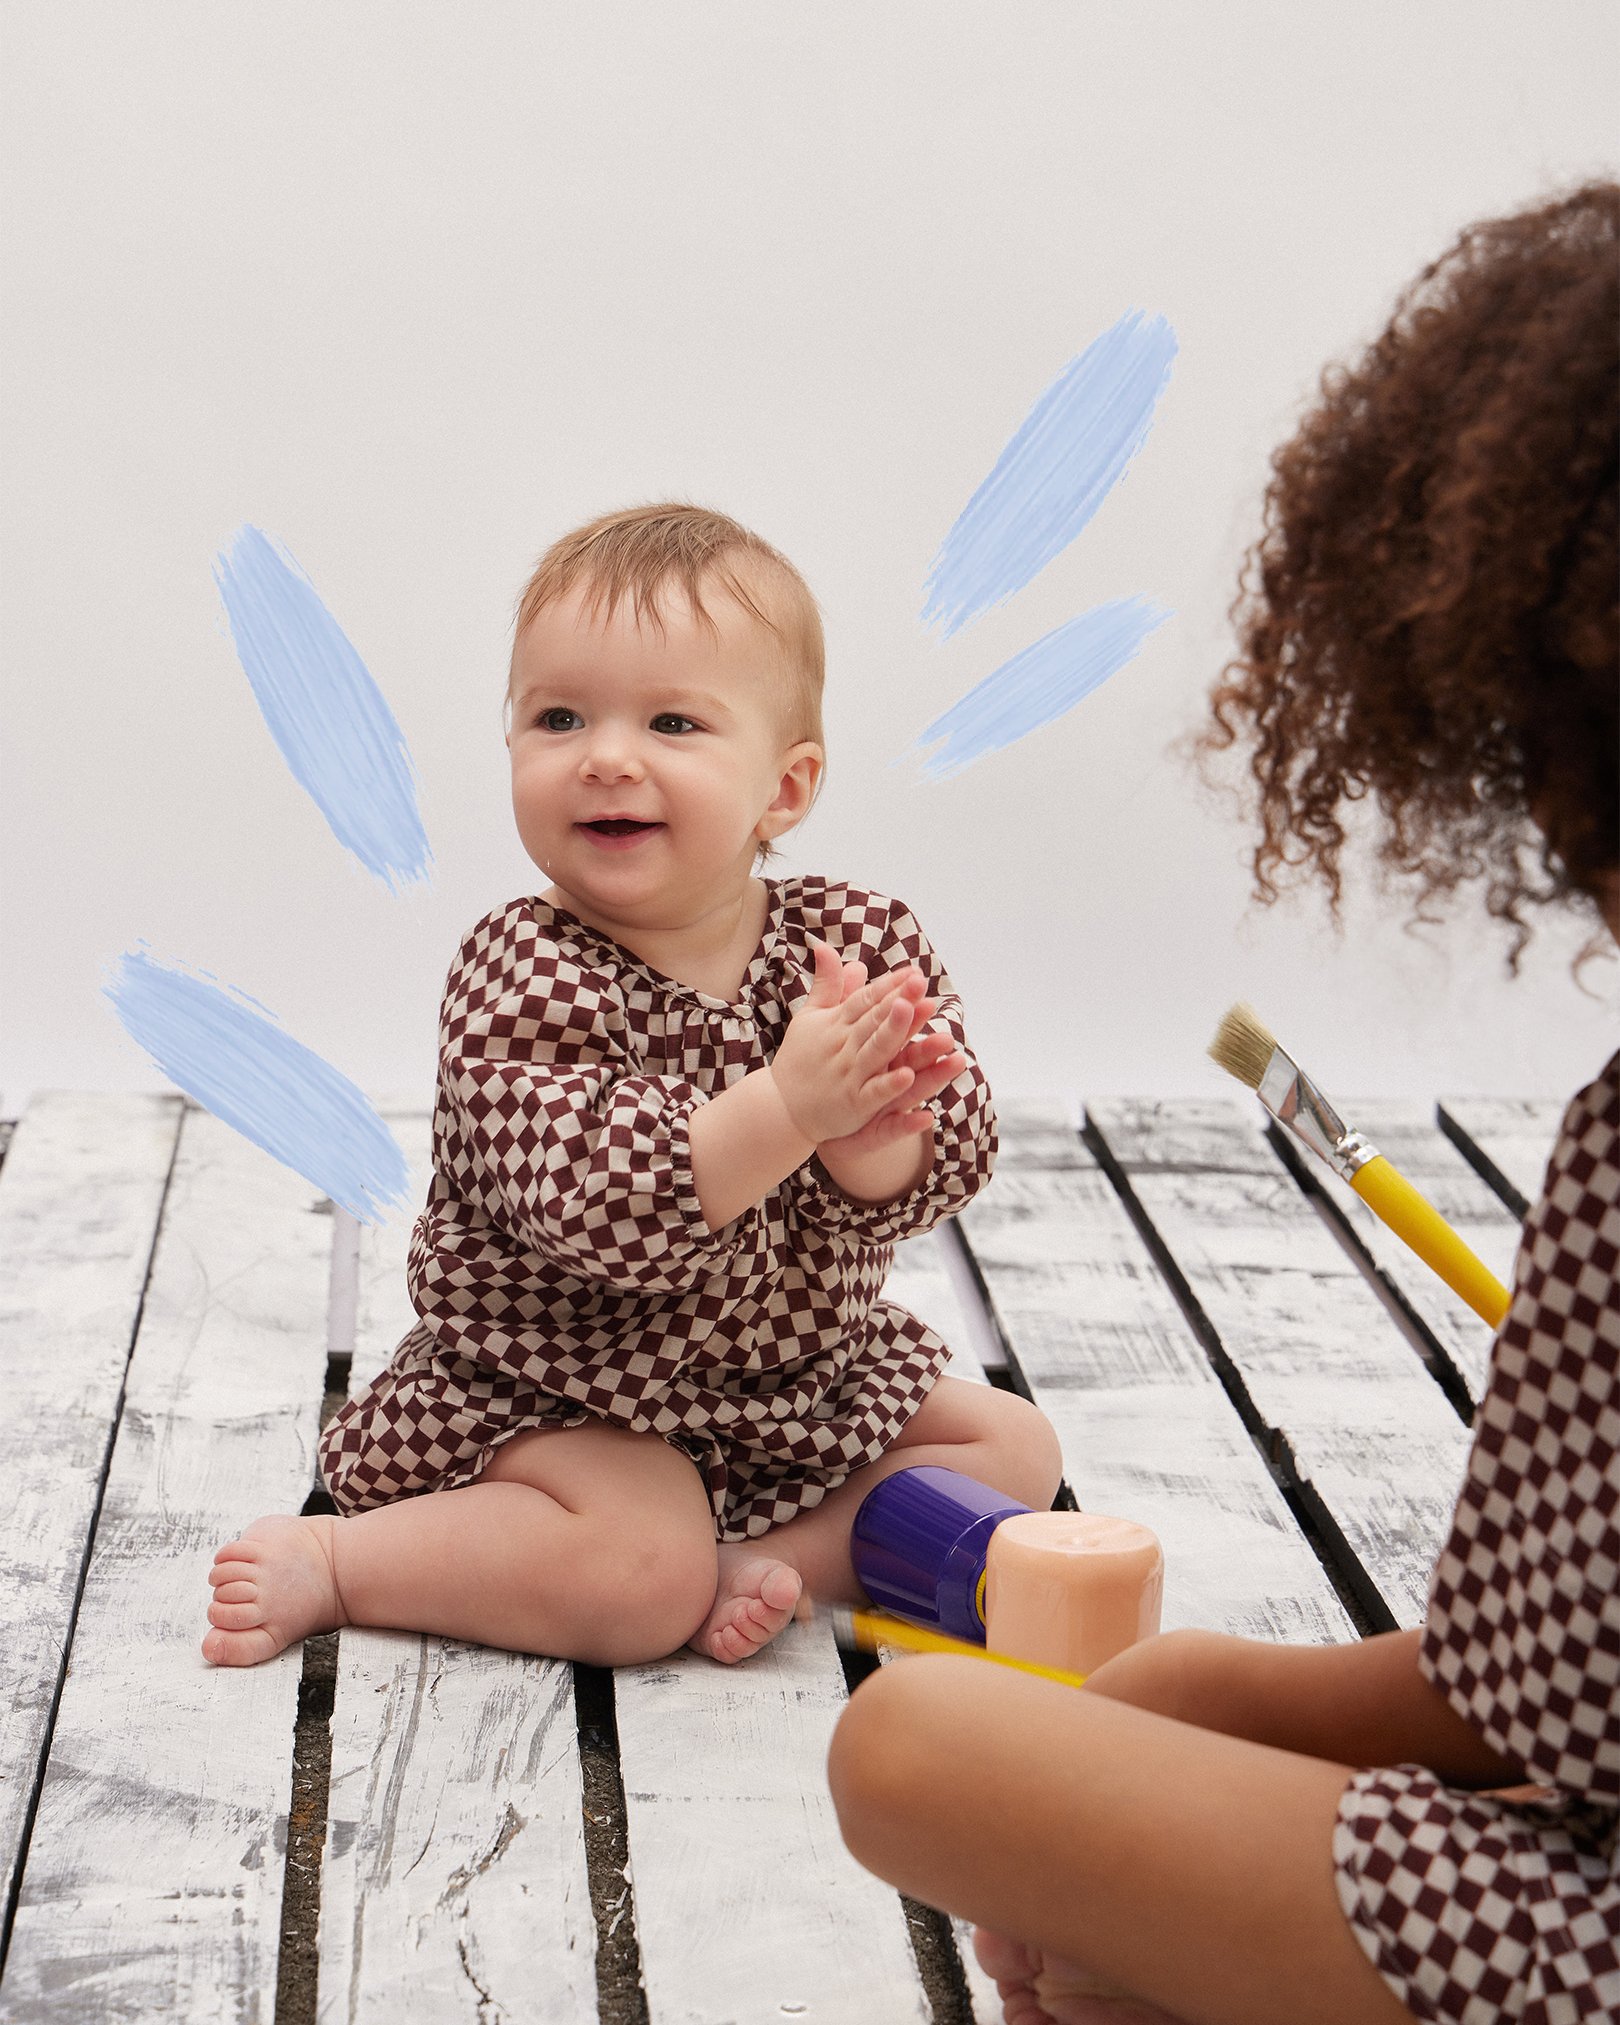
top-left (687, 1068), bottom-right (816, 1231)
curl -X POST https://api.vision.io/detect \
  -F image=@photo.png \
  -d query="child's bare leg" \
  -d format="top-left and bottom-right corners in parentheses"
top-left (203, 1422), bottom-right (719, 1669)
top-left (828, 1657), bottom-right (1412, 2025)
top-left (688, 1376), bottom-right (1061, 1661)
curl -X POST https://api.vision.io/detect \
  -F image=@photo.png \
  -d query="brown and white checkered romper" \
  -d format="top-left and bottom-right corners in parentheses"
top-left (1333, 1052), bottom-right (1619, 2024)
top-left (319, 877), bottom-right (996, 1541)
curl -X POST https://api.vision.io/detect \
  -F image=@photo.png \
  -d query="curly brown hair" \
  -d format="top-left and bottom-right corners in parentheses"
top-left (1205, 181), bottom-right (1618, 961)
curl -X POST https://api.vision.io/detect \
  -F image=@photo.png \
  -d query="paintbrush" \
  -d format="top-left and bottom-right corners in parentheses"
top-left (828, 1604), bottom-right (1089, 1689)
top-left (1208, 1004), bottom-right (1510, 1328)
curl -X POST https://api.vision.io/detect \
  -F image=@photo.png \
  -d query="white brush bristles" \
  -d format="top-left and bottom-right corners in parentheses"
top-left (1207, 1002), bottom-right (1278, 1091)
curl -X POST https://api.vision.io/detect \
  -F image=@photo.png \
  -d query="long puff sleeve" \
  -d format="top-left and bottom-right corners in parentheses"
top-left (789, 894), bottom-right (996, 1246)
top-left (437, 927), bottom-right (750, 1296)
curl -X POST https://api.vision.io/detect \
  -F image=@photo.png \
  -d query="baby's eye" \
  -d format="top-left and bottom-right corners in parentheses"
top-left (651, 713), bottom-right (698, 735)
top-left (537, 707), bottom-right (581, 732)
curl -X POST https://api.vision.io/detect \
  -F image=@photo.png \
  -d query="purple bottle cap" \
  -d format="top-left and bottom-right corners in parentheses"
top-left (850, 1465), bottom-right (1031, 1643)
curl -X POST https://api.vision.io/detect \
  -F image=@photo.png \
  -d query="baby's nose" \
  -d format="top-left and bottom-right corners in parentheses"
top-left (581, 731), bottom-right (643, 780)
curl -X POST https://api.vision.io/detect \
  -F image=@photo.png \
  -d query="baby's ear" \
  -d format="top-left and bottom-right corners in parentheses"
top-left (760, 741), bottom-right (824, 841)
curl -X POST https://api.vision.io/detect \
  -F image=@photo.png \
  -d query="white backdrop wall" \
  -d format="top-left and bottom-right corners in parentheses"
top-left (4, 2), bottom-right (1616, 1117)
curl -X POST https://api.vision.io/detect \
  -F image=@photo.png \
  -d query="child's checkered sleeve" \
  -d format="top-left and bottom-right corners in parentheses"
top-left (440, 954), bottom-right (750, 1295)
top-left (790, 898), bottom-right (997, 1246)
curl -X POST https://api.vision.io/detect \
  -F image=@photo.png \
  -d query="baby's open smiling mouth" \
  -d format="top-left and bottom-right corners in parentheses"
top-left (578, 819), bottom-right (664, 845)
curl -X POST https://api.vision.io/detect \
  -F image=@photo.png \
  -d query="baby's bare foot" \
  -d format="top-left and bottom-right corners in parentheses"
top-left (973, 1929), bottom-right (1186, 2025)
top-left (687, 1547), bottom-right (802, 1664)
top-left (201, 1515), bottom-right (346, 1667)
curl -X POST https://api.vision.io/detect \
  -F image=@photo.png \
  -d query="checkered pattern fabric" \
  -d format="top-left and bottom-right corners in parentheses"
top-left (1334, 1052), bottom-right (1619, 2023)
top-left (319, 878), bottom-right (996, 1541)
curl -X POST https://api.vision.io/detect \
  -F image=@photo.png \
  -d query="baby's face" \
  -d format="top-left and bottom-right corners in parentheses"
top-left (507, 581), bottom-right (822, 936)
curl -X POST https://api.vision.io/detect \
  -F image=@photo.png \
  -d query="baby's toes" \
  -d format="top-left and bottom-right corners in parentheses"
top-left (712, 1619), bottom-right (755, 1662)
top-left (207, 1596), bottom-right (267, 1630)
top-left (208, 1574), bottom-right (258, 1602)
top-left (201, 1624), bottom-right (282, 1668)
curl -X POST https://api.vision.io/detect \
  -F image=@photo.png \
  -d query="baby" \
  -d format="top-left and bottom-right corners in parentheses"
top-left (203, 502), bottom-right (1061, 1670)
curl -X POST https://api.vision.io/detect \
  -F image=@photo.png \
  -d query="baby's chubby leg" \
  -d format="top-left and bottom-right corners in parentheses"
top-left (729, 1375), bottom-right (1063, 1610)
top-left (203, 1421), bottom-right (720, 1669)
top-left (684, 1376), bottom-right (1063, 1662)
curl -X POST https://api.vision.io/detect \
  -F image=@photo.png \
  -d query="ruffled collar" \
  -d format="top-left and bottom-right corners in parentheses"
top-left (530, 879), bottom-right (789, 1012)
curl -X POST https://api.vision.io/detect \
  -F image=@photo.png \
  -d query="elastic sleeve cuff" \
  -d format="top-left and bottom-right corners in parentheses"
top-left (665, 1091), bottom-right (756, 1253)
top-left (794, 1101), bottom-right (956, 1246)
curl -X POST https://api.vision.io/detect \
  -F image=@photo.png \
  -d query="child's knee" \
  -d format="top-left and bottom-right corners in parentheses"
top-left (828, 1659), bottom-right (969, 1864)
top-left (979, 1388), bottom-right (1065, 1507)
top-left (570, 1525), bottom-right (718, 1664)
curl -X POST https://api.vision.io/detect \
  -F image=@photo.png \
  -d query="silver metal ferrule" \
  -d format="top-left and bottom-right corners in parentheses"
top-left (1255, 1047), bottom-right (1375, 1182)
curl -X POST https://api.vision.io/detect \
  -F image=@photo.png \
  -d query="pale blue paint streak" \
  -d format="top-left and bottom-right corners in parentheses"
top-left (922, 311), bottom-right (1178, 638)
top-left (904, 597), bottom-right (1170, 782)
top-left (214, 526), bottom-right (433, 892)
top-left (104, 947), bottom-right (409, 1224)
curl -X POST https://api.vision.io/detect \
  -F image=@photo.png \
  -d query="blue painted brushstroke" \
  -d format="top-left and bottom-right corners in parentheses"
top-left (922, 311), bottom-right (1178, 639)
top-left (903, 597), bottom-right (1171, 782)
top-left (214, 526), bottom-right (433, 892)
top-left (103, 947), bottom-right (409, 1224)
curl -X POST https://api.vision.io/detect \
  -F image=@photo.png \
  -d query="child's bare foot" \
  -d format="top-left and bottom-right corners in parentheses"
top-left (201, 1515), bottom-right (346, 1667)
top-left (973, 1929), bottom-right (1186, 2025)
top-left (686, 1546), bottom-right (802, 1663)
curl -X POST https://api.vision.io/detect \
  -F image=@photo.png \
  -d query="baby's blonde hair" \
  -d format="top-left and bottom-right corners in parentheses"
top-left (511, 501), bottom-right (825, 743)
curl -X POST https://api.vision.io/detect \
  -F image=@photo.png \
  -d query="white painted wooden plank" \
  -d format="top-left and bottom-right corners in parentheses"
top-left (606, 1213), bottom-right (939, 2022)
top-left (0, 1092), bottom-right (182, 1925)
top-left (885, 1227), bottom-right (994, 1386)
top-left (1269, 1100), bottom-right (1520, 1401)
top-left (959, 1101), bottom-right (1355, 1648)
top-left (318, 1113), bottom-right (597, 2025)
top-left (3, 1110), bottom-right (332, 2024)
top-left (319, 1632), bottom-right (595, 2025)
top-left (615, 1621), bottom-right (929, 2025)
top-left (1438, 1096), bottom-right (1563, 1219)
top-left (881, 1230), bottom-right (1015, 2025)
top-left (1086, 1099), bottom-right (1472, 1629)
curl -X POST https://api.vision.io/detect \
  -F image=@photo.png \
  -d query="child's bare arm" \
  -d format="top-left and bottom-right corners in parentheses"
top-left (1083, 1625), bottom-right (1523, 1788)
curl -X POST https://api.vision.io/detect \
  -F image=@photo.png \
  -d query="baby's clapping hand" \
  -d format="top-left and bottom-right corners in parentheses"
top-left (820, 950), bottom-right (967, 1156)
top-left (770, 940), bottom-right (966, 1150)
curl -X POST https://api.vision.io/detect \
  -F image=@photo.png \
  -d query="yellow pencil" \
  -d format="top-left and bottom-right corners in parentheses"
top-left (830, 1604), bottom-right (1089, 1689)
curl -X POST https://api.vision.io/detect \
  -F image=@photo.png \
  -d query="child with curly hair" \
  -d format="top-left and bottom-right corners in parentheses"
top-left (829, 182), bottom-right (1618, 2025)
top-left (202, 503), bottom-right (1060, 1670)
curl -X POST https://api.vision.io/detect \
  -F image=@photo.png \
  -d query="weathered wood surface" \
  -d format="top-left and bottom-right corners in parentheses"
top-left (617, 1619), bottom-right (928, 2025)
top-left (319, 1113), bottom-right (597, 2024)
top-left (3, 1110), bottom-right (331, 2024)
top-left (1438, 1097), bottom-right (1564, 1220)
top-left (0, 1093), bottom-right (181, 1925)
top-left (7, 1084), bottom-right (1541, 2023)
top-left (1268, 1101), bottom-right (1520, 1403)
top-left (958, 1101), bottom-right (1355, 1647)
top-left (1086, 1099), bottom-right (1472, 1630)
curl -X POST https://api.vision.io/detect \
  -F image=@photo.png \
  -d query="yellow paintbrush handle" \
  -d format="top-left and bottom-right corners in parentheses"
top-left (848, 1608), bottom-right (1089, 1689)
top-left (1349, 1155), bottom-right (1511, 1327)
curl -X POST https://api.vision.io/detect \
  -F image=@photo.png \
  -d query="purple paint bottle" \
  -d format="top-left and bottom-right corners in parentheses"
top-left (850, 1466), bottom-right (1031, 1643)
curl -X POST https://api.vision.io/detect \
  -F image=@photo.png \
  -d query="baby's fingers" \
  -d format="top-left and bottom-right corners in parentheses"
top-left (855, 993), bottom-right (920, 1069)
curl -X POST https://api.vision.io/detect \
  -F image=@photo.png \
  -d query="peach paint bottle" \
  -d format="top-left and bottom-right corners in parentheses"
top-left (984, 1511), bottom-right (1164, 1678)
